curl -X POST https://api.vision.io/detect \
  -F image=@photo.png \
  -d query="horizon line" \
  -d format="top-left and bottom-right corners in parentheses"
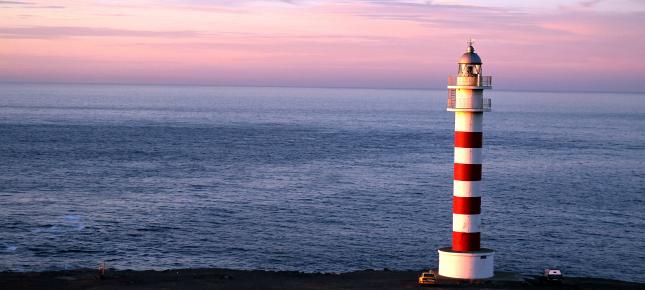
top-left (1, 80), bottom-right (643, 95)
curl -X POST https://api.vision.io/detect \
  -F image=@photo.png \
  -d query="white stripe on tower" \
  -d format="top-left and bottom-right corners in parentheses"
top-left (455, 112), bottom-right (482, 132)
top-left (453, 214), bottom-right (481, 233)
top-left (454, 147), bottom-right (482, 164)
top-left (453, 180), bottom-right (481, 197)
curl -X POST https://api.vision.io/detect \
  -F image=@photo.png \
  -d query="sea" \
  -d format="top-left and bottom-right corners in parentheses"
top-left (0, 83), bottom-right (643, 282)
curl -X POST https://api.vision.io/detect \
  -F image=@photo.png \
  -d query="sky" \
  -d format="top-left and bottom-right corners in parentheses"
top-left (1, 0), bottom-right (644, 92)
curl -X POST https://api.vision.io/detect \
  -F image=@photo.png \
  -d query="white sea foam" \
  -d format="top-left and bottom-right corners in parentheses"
top-left (32, 215), bottom-right (85, 233)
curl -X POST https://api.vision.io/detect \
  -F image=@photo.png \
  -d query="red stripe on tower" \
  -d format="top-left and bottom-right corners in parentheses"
top-left (453, 196), bottom-right (481, 214)
top-left (454, 132), bottom-right (483, 148)
top-left (452, 232), bottom-right (481, 252)
top-left (454, 163), bottom-right (482, 181)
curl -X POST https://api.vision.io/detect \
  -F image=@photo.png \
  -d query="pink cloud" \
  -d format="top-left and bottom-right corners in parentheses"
top-left (0, 26), bottom-right (201, 38)
top-left (0, 0), bottom-right (644, 92)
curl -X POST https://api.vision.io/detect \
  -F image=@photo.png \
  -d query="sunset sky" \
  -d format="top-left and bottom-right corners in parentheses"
top-left (1, 0), bottom-right (644, 92)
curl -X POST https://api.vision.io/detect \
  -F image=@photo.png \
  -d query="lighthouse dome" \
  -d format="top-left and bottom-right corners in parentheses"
top-left (458, 45), bottom-right (482, 64)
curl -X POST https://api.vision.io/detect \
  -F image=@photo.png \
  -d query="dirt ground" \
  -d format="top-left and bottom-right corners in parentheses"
top-left (0, 268), bottom-right (642, 290)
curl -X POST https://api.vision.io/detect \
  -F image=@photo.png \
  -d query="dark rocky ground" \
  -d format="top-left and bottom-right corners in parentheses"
top-left (1, 268), bottom-right (642, 290)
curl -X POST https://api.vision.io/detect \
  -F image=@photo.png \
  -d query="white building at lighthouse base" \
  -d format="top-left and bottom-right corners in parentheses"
top-left (438, 247), bottom-right (495, 279)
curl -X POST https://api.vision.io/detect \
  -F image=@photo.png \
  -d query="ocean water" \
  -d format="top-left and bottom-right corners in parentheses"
top-left (0, 84), bottom-right (643, 282)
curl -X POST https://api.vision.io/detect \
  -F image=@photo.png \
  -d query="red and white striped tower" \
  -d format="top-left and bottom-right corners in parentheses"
top-left (438, 41), bottom-right (494, 279)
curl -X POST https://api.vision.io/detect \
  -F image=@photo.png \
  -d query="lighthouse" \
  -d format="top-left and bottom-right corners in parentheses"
top-left (437, 41), bottom-right (494, 279)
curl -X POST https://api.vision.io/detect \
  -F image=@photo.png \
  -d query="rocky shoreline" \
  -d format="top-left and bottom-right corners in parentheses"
top-left (1, 268), bottom-right (643, 290)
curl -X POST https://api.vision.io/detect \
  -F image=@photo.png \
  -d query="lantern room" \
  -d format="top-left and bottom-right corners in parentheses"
top-left (458, 44), bottom-right (482, 77)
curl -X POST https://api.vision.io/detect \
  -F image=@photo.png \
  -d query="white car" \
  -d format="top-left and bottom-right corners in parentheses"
top-left (543, 268), bottom-right (562, 284)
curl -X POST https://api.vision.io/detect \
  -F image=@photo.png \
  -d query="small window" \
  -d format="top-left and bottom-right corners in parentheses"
top-left (480, 256), bottom-right (487, 259)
